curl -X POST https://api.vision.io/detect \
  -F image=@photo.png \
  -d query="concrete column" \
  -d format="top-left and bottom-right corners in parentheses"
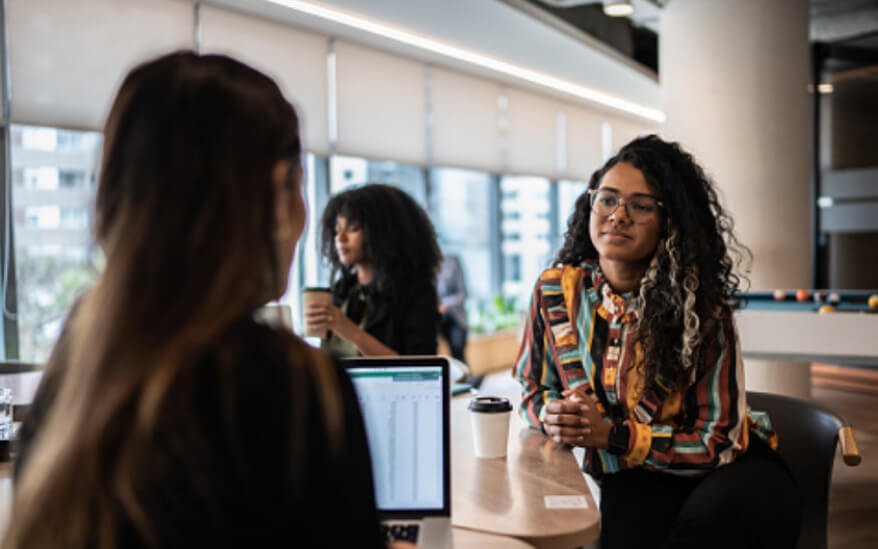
top-left (661, 0), bottom-right (812, 398)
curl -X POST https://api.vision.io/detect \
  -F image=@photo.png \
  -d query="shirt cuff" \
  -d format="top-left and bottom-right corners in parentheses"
top-left (537, 400), bottom-right (551, 432)
top-left (622, 420), bottom-right (653, 466)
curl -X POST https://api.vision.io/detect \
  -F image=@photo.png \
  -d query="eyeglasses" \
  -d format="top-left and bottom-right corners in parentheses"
top-left (587, 188), bottom-right (663, 222)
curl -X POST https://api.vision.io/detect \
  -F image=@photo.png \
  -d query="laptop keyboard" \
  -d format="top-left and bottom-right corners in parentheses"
top-left (382, 523), bottom-right (420, 543)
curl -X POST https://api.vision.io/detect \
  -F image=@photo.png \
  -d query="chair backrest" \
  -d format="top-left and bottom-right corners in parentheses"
top-left (747, 391), bottom-right (843, 549)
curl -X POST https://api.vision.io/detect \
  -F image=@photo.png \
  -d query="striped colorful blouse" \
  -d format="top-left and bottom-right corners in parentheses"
top-left (513, 260), bottom-right (776, 478)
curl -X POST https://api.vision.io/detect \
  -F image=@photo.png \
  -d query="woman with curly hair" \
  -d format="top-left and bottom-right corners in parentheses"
top-left (306, 184), bottom-right (441, 357)
top-left (513, 135), bottom-right (800, 548)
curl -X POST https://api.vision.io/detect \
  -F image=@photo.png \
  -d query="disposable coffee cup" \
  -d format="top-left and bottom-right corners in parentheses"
top-left (468, 396), bottom-right (513, 459)
top-left (302, 287), bottom-right (332, 338)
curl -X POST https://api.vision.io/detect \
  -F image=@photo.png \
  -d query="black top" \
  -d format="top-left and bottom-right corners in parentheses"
top-left (15, 318), bottom-right (384, 549)
top-left (324, 275), bottom-right (439, 356)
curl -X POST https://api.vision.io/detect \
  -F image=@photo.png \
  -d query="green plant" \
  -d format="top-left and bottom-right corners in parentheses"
top-left (470, 294), bottom-right (520, 335)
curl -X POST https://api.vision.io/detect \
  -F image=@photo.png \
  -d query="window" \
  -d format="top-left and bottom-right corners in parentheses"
top-left (58, 171), bottom-right (88, 189)
top-left (557, 180), bottom-right (588, 240)
top-left (329, 155), bottom-right (427, 208)
top-left (10, 125), bottom-right (103, 362)
top-left (428, 168), bottom-right (495, 331)
top-left (55, 129), bottom-right (86, 151)
top-left (499, 176), bottom-right (552, 311)
top-left (504, 254), bottom-right (521, 284)
top-left (279, 153), bottom-right (329, 337)
top-left (10, 133), bottom-right (327, 356)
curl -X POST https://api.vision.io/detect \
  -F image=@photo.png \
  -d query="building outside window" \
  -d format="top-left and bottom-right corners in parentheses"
top-left (280, 153), bottom-right (327, 335)
top-left (557, 180), bottom-right (589, 240)
top-left (428, 167), bottom-right (499, 333)
top-left (6, 129), bottom-right (583, 359)
top-left (329, 154), bottom-right (427, 208)
top-left (9, 129), bottom-right (328, 358)
top-left (499, 176), bottom-right (553, 313)
top-left (10, 124), bottom-right (103, 363)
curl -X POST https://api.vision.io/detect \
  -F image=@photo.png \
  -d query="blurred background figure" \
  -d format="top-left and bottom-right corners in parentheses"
top-left (308, 184), bottom-right (441, 357)
top-left (437, 254), bottom-right (468, 362)
top-left (6, 52), bottom-right (390, 549)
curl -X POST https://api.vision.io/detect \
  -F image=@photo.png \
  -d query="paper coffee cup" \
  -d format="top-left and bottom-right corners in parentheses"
top-left (302, 287), bottom-right (332, 338)
top-left (468, 396), bottom-right (513, 459)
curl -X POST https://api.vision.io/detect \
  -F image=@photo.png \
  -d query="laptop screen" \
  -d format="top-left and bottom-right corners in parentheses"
top-left (347, 361), bottom-right (448, 513)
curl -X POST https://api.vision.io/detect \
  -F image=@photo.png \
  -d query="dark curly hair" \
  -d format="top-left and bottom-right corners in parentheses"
top-left (320, 183), bottom-right (442, 311)
top-left (556, 134), bottom-right (750, 384)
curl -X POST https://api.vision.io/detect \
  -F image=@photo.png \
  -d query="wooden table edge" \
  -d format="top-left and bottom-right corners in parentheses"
top-left (520, 521), bottom-right (601, 549)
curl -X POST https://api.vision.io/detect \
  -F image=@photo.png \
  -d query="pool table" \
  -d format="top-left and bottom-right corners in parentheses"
top-left (734, 290), bottom-right (878, 367)
top-left (733, 290), bottom-right (878, 313)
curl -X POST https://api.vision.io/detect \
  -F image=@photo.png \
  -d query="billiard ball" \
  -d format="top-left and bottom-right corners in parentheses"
top-left (796, 289), bottom-right (809, 302)
top-left (869, 294), bottom-right (878, 309)
top-left (828, 292), bottom-right (841, 305)
top-left (813, 291), bottom-right (825, 303)
top-left (773, 289), bottom-right (786, 301)
top-left (818, 305), bottom-right (835, 314)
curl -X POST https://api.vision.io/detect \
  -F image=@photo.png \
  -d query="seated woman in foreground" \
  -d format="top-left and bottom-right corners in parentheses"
top-left (513, 135), bottom-right (801, 549)
top-left (306, 184), bottom-right (441, 357)
top-left (6, 52), bottom-right (395, 548)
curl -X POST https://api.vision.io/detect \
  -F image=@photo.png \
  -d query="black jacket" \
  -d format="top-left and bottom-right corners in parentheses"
top-left (326, 276), bottom-right (439, 356)
top-left (15, 317), bottom-right (384, 548)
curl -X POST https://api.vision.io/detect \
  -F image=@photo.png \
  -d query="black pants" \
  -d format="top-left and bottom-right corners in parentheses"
top-left (599, 437), bottom-right (801, 549)
top-left (439, 314), bottom-right (467, 363)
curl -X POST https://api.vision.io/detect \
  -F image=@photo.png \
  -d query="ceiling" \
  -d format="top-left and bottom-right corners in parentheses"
top-left (516, 0), bottom-right (660, 72)
top-left (811, 0), bottom-right (878, 43)
top-left (513, 0), bottom-right (878, 75)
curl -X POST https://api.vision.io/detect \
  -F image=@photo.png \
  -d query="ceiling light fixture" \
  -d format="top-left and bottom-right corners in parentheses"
top-left (817, 83), bottom-right (834, 94)
top-left (265, 0), bottom-right (664, 122)
top-left (603, 0), bottom-right (634, 17)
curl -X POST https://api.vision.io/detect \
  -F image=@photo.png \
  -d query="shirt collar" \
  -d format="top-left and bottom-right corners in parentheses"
top-left (585, 259), bottom-right (638, 322)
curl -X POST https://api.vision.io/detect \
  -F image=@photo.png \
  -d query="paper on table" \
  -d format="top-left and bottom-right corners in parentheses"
top-left (544, 495), bottom-right (589, 509)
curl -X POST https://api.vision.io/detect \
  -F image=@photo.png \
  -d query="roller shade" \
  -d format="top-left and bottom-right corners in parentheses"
top-left (565, 104), bottom-right (603, 182)
top-left (8, 0), bottom-right (194, 131)
top-left (505, 87), bottom-right (556, 177)
top-left (334, 40), bottom-right (425, 165)
top-left (199, 5), bottom-right (330, 155)
top-left (610, 116), bottom-right (655, 154)
top-left (430, 67), bottom-right (500, 172)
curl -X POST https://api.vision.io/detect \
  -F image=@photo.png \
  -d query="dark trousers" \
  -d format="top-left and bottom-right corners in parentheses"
top-left (439, 314), bottom-right (467, 363)
top-left (599, 436), bottom-right (801, 549)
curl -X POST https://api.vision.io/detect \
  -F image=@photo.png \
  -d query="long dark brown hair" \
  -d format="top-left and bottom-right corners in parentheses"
top-left (557, 135), bottom-right (750, 385)
top-left (4, 52), bottom-right (340, 549)
top-left (320, 184), bottom-right (441, 311)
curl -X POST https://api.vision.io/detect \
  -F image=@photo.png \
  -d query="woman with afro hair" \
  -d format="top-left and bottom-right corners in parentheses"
top-left (306, 184), bottom-right (441, 357)
top-left (514, 135), bottom-right (801, 549)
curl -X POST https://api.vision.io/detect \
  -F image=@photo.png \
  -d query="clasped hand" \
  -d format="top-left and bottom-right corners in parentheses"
top-left (542, 389), bottom-right (612, 449)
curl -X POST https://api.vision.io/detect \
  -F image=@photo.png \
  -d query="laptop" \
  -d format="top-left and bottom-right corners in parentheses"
top-left (343, 356), bottom-right (452, 549)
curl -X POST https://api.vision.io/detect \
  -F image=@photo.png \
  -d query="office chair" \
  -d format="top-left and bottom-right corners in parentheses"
top-left (747, 391), bottom-right (861, 549)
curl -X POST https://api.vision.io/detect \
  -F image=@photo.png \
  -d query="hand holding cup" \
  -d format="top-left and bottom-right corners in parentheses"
top-left (302, 287), bottom-right (332, 337)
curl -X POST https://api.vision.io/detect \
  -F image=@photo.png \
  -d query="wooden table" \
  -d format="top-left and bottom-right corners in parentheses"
top-left (0, 464), bottom-right (538, 548)
top-left (453, 527), bottom-right (535, 548)
top-left (451, 396), bottom-right (600, 549)
top-left (0, 394), bottom-right (600, 549)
